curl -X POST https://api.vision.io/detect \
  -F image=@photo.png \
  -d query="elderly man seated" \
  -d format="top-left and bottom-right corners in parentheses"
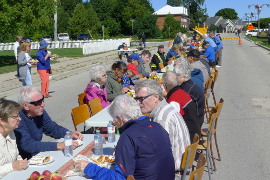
top-left (134, 79), bottom-right (190, 178)
top-left (75, 94), bottom-right (175, 180)
top-left (14, 86), bottom-right (83, 159)
top-left (162, 71), bottom-right (201, 141)
top-left (174, 64), bottom-right (205, 127)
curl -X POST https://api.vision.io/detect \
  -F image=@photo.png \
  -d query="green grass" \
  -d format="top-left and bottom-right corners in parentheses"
top-left (246, 36), bottom-right (270, 48)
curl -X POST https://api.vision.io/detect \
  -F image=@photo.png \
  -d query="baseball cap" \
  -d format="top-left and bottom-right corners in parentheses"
top-left (158, 45), bottom-right (164, 49)
top-left (127, 64), bottom-right (139, 75)
top-left (129, 53), bottom-right (143, 63)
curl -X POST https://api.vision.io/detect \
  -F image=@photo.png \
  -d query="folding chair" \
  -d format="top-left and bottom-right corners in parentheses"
top-left (204, 77), bottom-right (213, 120)
top-left (180, 134), bottom-right (200, 180)
top-left (197, 108), bottom-right (218, 180)
top-left (88, 98), bottom-right (103, 116)
top-left (127, 175), bottom-right (135, 180)
top-left (71, 104), bottom-right (91, 133)
top-left (188, 153), bottom-right (207, 180)
top-left (202, 98), bottom-right (224, 161)
top-left (78, 92), bottom-right (86, 106)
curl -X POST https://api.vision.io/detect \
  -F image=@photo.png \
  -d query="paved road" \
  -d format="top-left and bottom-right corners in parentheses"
top-left (2, 34), bottom-right (270, 179)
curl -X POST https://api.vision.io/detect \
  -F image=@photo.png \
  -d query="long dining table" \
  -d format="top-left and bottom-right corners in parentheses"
top-left (2, 134), bottom-right (119, 180)
top-left (85, 105), bottom-right (113, 128)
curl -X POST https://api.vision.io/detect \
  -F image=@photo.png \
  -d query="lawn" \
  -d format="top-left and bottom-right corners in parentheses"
top-left (246, 36), bottom-right (270, 48)
top-left (0, 48), bottom-right (94, 74)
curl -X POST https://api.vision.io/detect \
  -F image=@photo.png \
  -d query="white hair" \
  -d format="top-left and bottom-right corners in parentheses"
top-left (202, 34), bottom-right (208, 38)
top-left (89, 64), bottom-right (107, 81)
top-left (109, 95), bottom-right (142, 122)
top-left (162, 71), bottom-right (179, 90)
top-left (18, 86), bottom-right (41, 105)
top-left (174, 63), bottom-right (192, 80)
top-left (135, 79), bottom-right (163, 101)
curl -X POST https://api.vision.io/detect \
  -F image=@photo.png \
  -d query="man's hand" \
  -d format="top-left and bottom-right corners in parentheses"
top-left (12, 159), bottom-right (28, 171)
top-left (75, 160), bottom-right (90, 172)
top-left (70, 131), bottom-right (83, 140)
top-left (57, 142), bottom-right (65, 150)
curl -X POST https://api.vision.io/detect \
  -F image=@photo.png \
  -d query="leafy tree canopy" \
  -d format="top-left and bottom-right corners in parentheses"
top-left (215, 8), bottom-right (238, 20)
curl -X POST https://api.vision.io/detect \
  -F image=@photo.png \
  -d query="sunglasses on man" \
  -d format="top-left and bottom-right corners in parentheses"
top-left (28, 96), bottom-right (44, 106)
top-left (134, 94), bottom-right (154, 103)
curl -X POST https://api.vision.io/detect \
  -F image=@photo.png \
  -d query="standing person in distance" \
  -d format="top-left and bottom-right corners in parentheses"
top-left (18, 42), bottom-right (33, 86)
top-left (36, 40), bottom-right (51, 98)
top-left (141, 32), bottom-right (146, 49)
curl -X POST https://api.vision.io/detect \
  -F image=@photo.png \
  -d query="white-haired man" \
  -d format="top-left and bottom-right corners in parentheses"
top-left (14, 86), bottom-right (83, 159)
top-left (134, 79), bottom-right (190, 177)
top-left (75, 95), bottom-right (175, 180)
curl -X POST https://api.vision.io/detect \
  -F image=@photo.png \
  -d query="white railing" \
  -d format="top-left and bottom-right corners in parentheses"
top-left (0, 39), bottom-right (130, 55)
top-left (82, 38), bottom-right (130, 55)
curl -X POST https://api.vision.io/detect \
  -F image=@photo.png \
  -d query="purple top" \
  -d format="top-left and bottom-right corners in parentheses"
top-left (84, 82), bottom-right (111, 108)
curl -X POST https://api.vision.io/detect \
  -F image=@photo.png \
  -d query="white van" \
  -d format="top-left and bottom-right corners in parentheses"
top-left (245, 30), bottom-right (258, 37)
top-left (58, 33), bottom-right (70, 41)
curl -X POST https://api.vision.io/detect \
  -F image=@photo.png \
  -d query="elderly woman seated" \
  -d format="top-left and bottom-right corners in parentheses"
top-left (0, 98), bottom-right (28, 178)
top-left (75, 95), bottom-right (175, 180)
top-left (84, 64), bottom-right (110, 108)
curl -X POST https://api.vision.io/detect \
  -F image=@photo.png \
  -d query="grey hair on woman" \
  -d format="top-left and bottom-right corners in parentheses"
top-left (0, 98), bottom-right (21, 122)
top-left (109, 95), bottom-right (142, 122)
top-left (89, 64), bottom-right (107, 81)
top-left (135, 79), bottom-right (163, 101)
top-left (174, 63), bottom-right (192, 80)
top-left (162, 71), bottom-right (179, 90)
top-left (18, 86), bottom-right (41, 105)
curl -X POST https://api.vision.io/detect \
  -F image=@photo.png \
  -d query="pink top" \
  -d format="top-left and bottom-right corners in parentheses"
top-left (84, 82), bottom-right (111, 108)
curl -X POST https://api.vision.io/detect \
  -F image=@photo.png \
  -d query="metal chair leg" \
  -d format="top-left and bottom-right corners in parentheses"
top-left (206, 148), bottom-right (212, 180)
top-left (214, 133), bottom-right (221, 161)
top-left (210, 140), bottom-right (217, 171)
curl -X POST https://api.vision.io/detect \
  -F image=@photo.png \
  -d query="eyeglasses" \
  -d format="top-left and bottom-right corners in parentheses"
top-left (134, 94), bottom-right (154, 103)
top-left (28, 96), bottom-right (44, 106)
top-left (9, 115), bottom-right (20, 119)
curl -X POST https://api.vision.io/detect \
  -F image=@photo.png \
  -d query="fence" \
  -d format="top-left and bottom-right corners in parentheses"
top-left (0, 38), bottom-right (130, 55)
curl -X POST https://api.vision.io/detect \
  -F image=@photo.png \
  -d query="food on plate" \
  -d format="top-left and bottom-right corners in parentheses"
top-left (30, 59), bottom-right (39, 63)
top-left (43, 156), bottom-right (50, 163)
top-left (92, 155), bottom-right (115, 164)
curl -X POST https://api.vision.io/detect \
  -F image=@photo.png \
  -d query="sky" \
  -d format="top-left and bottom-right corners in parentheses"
top-left (150, 0), bottom-right (270, 19)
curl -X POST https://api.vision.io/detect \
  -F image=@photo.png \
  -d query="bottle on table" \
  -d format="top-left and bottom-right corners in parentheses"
top-left (94, 130), bottom-right (103, 155)
top-left (107, 120), bottom-right (116, 143)
top-left (64, 131), bottom-right (73, 157)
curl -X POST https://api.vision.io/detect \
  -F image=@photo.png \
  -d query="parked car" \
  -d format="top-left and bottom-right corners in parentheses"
top-left (58, 33), bottom-right (70, 41)
top-left (245, 29), bottom-right (259, 37)
top-left (77, 33), bottom-right (91, 40)
top-left (23, 37), bottom-right (33, 42)
top-left (41, 35), bottom-right (52, 42)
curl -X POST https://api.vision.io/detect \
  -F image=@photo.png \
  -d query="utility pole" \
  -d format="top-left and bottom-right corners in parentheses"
top-left (249, 4), bottom-right (270, 33)
top-left (130, 19), bottom-right (134, 36)
top-left (54, 0), bottom-right (57, 41)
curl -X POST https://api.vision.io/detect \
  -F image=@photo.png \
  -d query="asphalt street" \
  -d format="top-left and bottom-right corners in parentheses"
top-left (2, 34), bottom-right (270, 179)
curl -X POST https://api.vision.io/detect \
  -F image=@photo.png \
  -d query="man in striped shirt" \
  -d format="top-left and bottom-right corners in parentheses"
top-left (134, 79), bottom-right (190, 176)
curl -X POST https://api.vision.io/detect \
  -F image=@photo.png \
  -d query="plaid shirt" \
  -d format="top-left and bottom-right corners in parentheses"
top-left (150, 99), bottom-right (190, 171)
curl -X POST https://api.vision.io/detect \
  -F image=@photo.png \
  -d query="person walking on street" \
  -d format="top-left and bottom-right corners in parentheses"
top-left (141, 32), bottom-right (146, 49)
top-left (36, 40), bottom-right (52, 98)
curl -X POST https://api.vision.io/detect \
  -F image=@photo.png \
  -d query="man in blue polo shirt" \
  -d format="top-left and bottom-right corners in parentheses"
top-left (202, 41), bottom-right (216, 67)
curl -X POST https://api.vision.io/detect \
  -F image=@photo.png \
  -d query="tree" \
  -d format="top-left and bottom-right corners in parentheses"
top-left (162, 14), bottom-right (182, 38)
top-left (69, 3), bottom-right (101, 38)
top-left (167, 0), bottom-right (207, 30)
top-left (134, 13), bottom-right (160, 38)
top-left (215, 8), bottom-right (238, 20)
top-left (259, 18), bottom-right (270, 29)
top-left (208, 24), bottom-right (218, 32)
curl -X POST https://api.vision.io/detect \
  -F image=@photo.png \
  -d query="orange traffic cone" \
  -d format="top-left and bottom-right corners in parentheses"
top-left (238, 39), bottom-right (242, 45)
top-left (168, 41), bottom-right (171, 47)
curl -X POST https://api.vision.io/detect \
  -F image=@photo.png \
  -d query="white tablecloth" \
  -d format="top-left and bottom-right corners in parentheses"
top-left (85, 106), bottom-right (113, 128)
top-left (2, 134), bottom-right (119, 180)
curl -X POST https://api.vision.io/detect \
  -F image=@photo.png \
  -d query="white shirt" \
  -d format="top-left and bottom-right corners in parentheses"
top-left (0, 131), bottom-right (22, 178)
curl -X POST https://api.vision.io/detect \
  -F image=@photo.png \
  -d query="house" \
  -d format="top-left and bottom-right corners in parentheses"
top-left (205, 16), bottom-right (236, 33)
top-left (153, 5), bottom-right (189, 30)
